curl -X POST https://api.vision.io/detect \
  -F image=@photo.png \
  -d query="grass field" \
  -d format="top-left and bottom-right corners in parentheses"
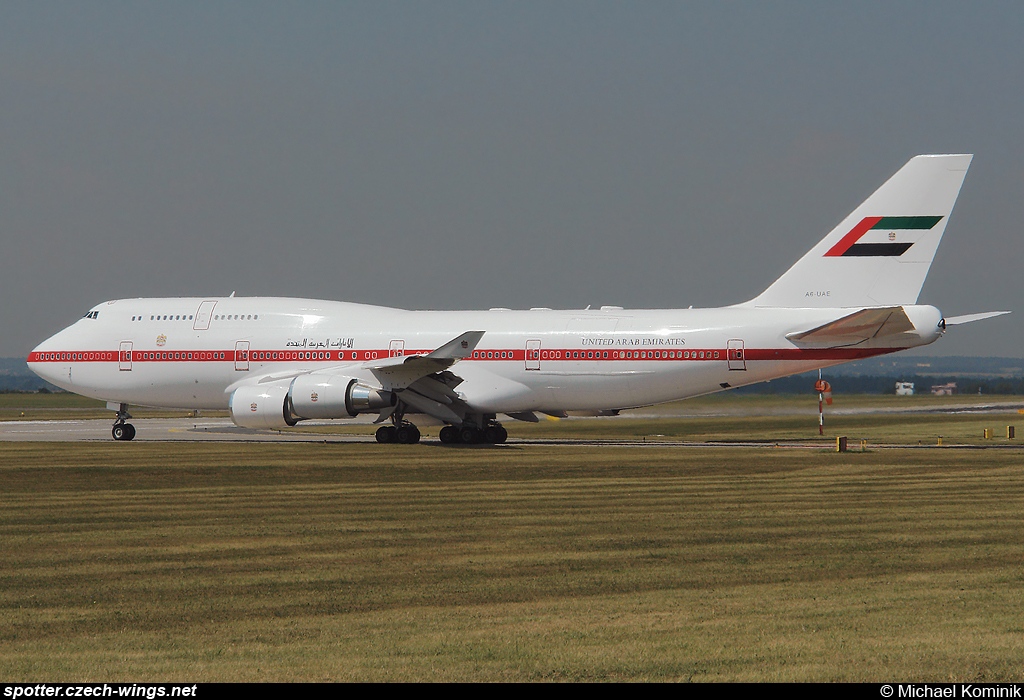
top-left (0, 393), bottom-right (203, 422)
top-left (290, 392), bottom-right (1024, 447)
top-left (4, 391), bottom-right (1024, 446)
top-left (3, 401), bottom-right (1024, 681)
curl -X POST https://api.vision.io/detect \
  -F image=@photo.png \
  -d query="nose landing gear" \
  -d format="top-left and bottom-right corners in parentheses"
top-left (111, 403), bottom-right (136, 441)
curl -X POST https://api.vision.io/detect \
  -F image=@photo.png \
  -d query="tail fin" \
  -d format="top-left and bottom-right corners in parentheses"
top-left (747, 154), bottom-right (972, 308)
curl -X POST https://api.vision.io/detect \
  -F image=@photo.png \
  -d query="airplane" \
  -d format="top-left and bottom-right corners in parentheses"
top-left (27, 154), bottom-right (1009, 444)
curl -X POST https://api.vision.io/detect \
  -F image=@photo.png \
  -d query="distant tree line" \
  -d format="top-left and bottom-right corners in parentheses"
top-left (0, 377), bottom-right (59, 393)
top-left (735, 374), bottom-right (1024, 396)
top-left (1, 367), bottom-right (1023, 396)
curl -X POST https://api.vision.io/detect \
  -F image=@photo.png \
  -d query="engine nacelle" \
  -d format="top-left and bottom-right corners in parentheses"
top-left (288, 375), bottom-right (395, 420)
top-left (229, 384), bottom-right (298, 430)
top-left (346, 382), bottom-right (396, 414)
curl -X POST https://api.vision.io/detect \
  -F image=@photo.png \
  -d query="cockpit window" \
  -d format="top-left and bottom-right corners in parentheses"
top-left (82, 311), bottom-right (99, 319)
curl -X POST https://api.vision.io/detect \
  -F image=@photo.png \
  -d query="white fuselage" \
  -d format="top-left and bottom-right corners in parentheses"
top-left (28, 296), bottom-right (943, 415)
top-left (25, 156), bottom-right (987, 440)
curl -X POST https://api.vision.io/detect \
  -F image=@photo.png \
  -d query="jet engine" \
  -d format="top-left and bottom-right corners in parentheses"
top-left (229, 375), bottom-right (396, 430)
top-left (229, 383), bottom-right (298, 430)
top-left (287, 375), bottom-right (395, 419)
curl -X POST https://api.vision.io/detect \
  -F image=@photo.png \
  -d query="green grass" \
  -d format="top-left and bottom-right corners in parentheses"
top-left (507, 411), bottom-right (1024, 446)
top-left (2, 441), bottom-right (1024, 681)
top-left (289, 392), bottom-right (1024, 447)
top-left (0, 393), bottom-right (225, 421)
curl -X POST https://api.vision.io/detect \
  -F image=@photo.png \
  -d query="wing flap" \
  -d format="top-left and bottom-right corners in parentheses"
top-left (406, 375), bottom-right (460, 405)
top-left (398, 388), bottom-right (463, 424)
top-left (506, 411), bottom-right (540, 423)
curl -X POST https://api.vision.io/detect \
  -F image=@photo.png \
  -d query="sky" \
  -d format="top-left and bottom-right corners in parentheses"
top-left (3, 2), bottom-right (1023, 357)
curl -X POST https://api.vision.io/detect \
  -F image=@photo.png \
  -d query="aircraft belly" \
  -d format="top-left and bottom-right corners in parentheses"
top-left (455, 365), bottom-right (540, 412)
top-left (624, 364), bottom-right (729, 406)
top-left (530, 372), bottom-right (635, 410)
top-left (62, 362), bottom-right (230, 410)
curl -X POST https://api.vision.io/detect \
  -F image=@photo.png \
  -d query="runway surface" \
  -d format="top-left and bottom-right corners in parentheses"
top-left (0, 417), bottom-right (374, 442)
top-left (4, 413), bottom-right (1024, 449)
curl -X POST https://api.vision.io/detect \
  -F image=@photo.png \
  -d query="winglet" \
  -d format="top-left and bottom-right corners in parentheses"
top-left (426, 330), bottom-right (485, 360)
top-left (367, 330), bottom-right (485, 390)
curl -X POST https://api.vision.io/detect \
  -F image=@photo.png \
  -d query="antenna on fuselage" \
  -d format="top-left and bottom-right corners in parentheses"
top-left (229, 291), bottom-right (236, 297)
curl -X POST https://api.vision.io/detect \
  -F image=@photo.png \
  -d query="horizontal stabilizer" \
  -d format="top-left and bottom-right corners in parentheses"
top-left (787, 306), bottom-right (915, 346)
top-left (943, 310), bottom-right (1011, 326)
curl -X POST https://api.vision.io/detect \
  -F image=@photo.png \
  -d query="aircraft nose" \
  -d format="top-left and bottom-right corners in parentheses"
top-left (27, 332), bottom-right (70, 387)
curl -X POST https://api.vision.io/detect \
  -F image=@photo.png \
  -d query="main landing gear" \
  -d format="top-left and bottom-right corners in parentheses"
top-left (438, 422), bottom-right (507, 445)
top-left (374, 402), bottom-right (422, 444)
top-left (373, 402), bottom-right (507, 445)
top-left (375, 422), bottom-right (421, 444)
top-left (375, 421), bottom-right (507, 445)
top-left (111, 403), bottom-right (136, 441)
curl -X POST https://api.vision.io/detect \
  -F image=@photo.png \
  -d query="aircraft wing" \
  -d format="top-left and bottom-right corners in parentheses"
top-left (227, 331), bottom-right (483, 398)
top-left (396, 372), bottom-right (467, 424)
top-left (365, 330), bottom-right (484, 390)
top-left (364, 331), bottom-right (485, 424)
top-left (786, 306), bottom-right (915, 347)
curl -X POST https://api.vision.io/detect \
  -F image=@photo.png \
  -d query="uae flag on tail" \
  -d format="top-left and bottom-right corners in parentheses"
top-left (824, 216), bottom-right (943, 257)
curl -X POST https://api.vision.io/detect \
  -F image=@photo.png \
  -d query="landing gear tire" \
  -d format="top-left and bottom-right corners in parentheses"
top-left (440, 424), bottom-right (505, 445)
top-left (484, 425), bottom-right (508, 444)
top-left (112, 423), bottom-right (136, 441)
top-left (111, 403), bottom-right (135, 441)
top-left (459, 427), bottom-right (481, 444)
top-left (395, 424), bottom-right (421, 444)
top-left (378, 424), bottom-right (420, 444)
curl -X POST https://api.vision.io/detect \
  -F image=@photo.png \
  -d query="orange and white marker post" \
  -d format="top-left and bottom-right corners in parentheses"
top-left (815, 370), bottom-right (832, 436)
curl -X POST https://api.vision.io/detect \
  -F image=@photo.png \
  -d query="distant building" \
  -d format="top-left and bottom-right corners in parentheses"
top-left (930, 382), bottom-right (957, 396)
top-left (895, 382), bottom-right (915, 396)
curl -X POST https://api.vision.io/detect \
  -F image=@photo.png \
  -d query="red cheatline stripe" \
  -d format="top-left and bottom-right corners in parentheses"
top-left (27, 346), bottom-right (895, 364)
top-left (824, 216), bottom-right (883, 257)
top-left (743, 348), bottom-right (891, 361)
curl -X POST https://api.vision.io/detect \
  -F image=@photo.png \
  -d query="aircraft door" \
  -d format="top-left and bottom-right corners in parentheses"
top-left (728, 339), bottom-right (746, 371)
top-left (525, 339), bottom-right (541, 370)
top-left (119, 341), bottom-right (133, 371)
top-left (193, 300), bottom-right (217, 330)
top-left (234, 341), bottom-right (250, 371)
top-left (389, 340), bottom-right (405, 358)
